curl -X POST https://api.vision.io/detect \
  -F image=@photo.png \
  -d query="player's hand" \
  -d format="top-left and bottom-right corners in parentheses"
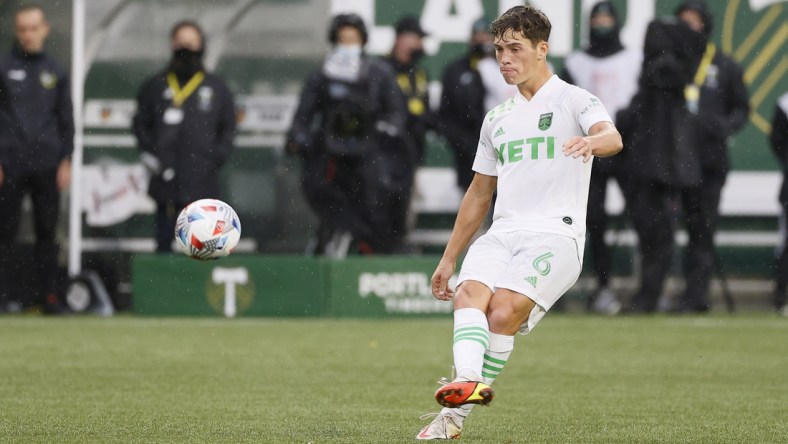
top-left (56, 159), bottom-right (71, 191)
top-left (431, 259), bottom-right (455, 301)
top-left (563, 136), bottom-right (593, 163)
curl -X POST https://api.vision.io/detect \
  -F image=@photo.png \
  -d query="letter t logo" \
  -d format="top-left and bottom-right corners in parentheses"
top-left (211, 267), bottom-right (249, 318)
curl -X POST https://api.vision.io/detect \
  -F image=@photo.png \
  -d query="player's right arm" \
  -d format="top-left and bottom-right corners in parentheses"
top-left (431, 172), bottom-right (497, 300)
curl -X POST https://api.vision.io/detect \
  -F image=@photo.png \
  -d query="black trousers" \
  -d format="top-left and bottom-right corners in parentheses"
top-left (680, 170), bottom-right (726, 310)
top-left (776, 203), bottom-right (788, 308)
top-left (628, 180), bottom-right (681, 312)
top-left (0, 170), bottom-right (61, 304)
top-left (154, 200), bottom-right (187, 253)
top-left (301, 153), bottom-right (379, 253)
top-left (586, 163), bottom-right (631, 289)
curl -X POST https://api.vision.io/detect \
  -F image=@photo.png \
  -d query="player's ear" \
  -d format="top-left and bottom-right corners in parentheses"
top-left (537, 41), bottom-right (548, 60)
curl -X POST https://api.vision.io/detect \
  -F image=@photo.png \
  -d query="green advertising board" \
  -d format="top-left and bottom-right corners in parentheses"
top-left (133, 255), bottom-right (327, 317)
top-left (326, 257), bottom-right (452, 317)
top-left (133, 255), bottom-right (453, 318)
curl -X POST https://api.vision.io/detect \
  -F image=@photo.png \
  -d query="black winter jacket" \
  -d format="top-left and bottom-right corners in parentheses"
top-left (286, 56), bottom-right (405, 160)
top-left (771, 96), bottom-right (788, 207)
top-left (685, 51), bottom-right (749, 173)
top-left (438, 54), bottom-right (485, 157)
top-left (0, 44), bottom-right (73, 174)
top-left (132, 70), bottom-right (236, 203)
top-left (617, 18), bottom-right (707, 187)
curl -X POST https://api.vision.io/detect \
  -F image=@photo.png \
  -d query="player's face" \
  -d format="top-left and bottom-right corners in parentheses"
top-left (15, 9), bottom-right (49, 54)
top-left (494, 30), bottom-right (547, 86)
top-left (171, 26), bottom-right (203, 51)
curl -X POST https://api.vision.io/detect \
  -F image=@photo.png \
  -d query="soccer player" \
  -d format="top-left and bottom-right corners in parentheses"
top-left (417, 6), bottom-right (622, 440)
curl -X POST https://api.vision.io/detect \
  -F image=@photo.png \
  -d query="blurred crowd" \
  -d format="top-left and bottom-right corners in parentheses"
top-left (0, 1), bottom-right (785, 315)
top-left (283, 0), bottom-right (785, 315)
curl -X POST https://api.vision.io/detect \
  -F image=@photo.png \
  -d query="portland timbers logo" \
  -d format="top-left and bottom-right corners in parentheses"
top-left (538, 112), bottom-right (553, 131)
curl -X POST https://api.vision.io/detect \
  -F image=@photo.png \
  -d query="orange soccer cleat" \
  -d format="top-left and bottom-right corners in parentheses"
top-left (434, 380), bottom-right (494, 408)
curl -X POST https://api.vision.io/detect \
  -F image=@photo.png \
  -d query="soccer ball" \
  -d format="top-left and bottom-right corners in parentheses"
top-left (174, 198), bottom-right (241, 260)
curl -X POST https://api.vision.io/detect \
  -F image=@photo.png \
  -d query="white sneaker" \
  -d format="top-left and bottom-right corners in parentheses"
top-left (416, 412), bottom-right (463, 440)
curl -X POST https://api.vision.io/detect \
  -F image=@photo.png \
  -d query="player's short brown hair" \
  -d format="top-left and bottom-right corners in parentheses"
top-left (490, 5), bottom-right (551, 47)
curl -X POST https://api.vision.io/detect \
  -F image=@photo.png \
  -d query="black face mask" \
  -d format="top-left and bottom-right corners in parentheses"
top-left (587, 26), bottom-right (623, 58)
top-left (170, 48), bottom-right (204, 79)
top-left (409, 48), bottom-right (425, 63)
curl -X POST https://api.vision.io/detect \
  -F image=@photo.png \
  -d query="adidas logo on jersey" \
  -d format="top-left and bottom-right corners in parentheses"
top-left (494, 127), bottom-right (505, 138)
top-left (525, 276), bottom-right (537, 287)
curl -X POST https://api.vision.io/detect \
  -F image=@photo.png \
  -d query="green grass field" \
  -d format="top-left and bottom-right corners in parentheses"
top-left (1, 315), bottom-right (786, 443)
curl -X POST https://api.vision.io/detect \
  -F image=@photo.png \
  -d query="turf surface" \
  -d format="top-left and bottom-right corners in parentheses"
top-left (1, 315), bottom-right (786, 443)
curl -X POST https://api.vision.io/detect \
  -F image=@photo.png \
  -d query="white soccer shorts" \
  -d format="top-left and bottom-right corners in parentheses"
top-left (457, 230), bottom-right (582, 334)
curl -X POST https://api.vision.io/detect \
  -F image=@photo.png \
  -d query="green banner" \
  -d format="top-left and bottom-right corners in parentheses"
top-left (132, 255), bottom-right (454, 317)
top-left (326, 257), bottom-right (452, 317)
top-left (133, 255), bottom-right (327, 317)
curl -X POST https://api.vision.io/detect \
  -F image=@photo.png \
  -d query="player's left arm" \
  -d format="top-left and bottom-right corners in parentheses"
top-left (562, 121), bottom-right (623, 163)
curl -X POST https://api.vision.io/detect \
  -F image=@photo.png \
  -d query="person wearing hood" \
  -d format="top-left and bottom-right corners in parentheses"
top-left (560, 1), bottom-right (641, 314)
top-left (616, 12), bottom-right (709, 313)
top-left (132, 21), bottom-right (236, 253)
top-left (286, 14), bottom-right (406, 256)
top-left (0, 5), bottom-right (73, 314)
top-left (673, 0), bottom-right (749, 313)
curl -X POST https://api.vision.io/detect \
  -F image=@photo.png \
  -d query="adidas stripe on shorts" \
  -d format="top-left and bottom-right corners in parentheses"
top-left (457, 230), bottom-right (582, 334)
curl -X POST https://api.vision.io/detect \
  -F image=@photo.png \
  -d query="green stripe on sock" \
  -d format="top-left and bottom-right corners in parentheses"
top-left (483, 354), bottom-right (507, 365)
top-left (454, 332), bottom-right (489, 346)
top-left (482, 362), bottom-right (503, 373)
top-left (482, 371), bottom-right (497, 378)
top-left (454, 336), bottom-right (489, 348)
top-left (454, 326), bottom-right (488, 335)
top-left (453, 331), bottom-right (489, 341)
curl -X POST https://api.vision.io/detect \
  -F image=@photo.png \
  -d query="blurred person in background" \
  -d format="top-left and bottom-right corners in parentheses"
top-left (286, 14), bottom-right (406, 257)
top-left (133, 20), bottom-right (236, 253)
top-left (559, 1), bottom-right (641, 314)
top-left (386, 15), bottom-right (433, 163)
top-left (439, 18), bottom-right (517, 190)
top-left (616, 16), bottom-right (707, 313)
top-left (770, 92), bottom-right (787, 314)
top-left (672, 0), bottom-right (749, 313)
top-left (382, 15), bottom-right (435, 253)
top-left (0, 5), bottom-right (73, 314)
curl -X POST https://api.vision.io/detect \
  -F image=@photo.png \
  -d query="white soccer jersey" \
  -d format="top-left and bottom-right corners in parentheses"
top-left (472, 74), bottom-right (613, 242)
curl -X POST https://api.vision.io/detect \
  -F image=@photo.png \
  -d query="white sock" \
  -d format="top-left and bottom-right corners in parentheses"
top-left (482, 332), bottom-right (515, 385)
top-left (445, 332), bottom-right (515, 420)
top-left (452, 308), bottom-right (489, 381)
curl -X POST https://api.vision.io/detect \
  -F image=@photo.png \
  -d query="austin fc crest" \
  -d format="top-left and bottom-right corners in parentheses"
top-left (538, 112), bottom-right (553, 131)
